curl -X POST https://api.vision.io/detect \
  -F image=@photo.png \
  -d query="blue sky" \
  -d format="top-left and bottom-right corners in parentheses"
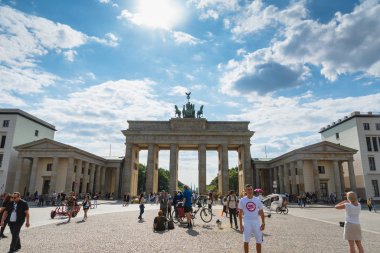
top-left (1, 0), bottom-right (380, 187)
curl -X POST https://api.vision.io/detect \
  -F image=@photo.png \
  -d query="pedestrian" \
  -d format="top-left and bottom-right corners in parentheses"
top-left (182, 185), bottom-right (193, 228)
top-left (65, 191), bottom-right (76, 223)
top-left (138, 193), bottom-right (145, 220)
top-left (123, 192), bottom-right (128, 207)
top-left (82, 195), bottom-right (91, 221)
top-left (371, 197), bottom-right (377, 212)
top-left (238, 184), bottom-right (265, 253)
top-left (153, 210), bottom-right (167, 232)
top-left (335, 191), bottom-right (364, 253)
top-left (126, 193), bottom-right (131, 206)
top-left (0, 192), bottom-right (30, 253)
top-left (93, 193), bottom-right (98, 208)
top-left (227, 190), bottom-right (238, 229)
top-left (0, 194), bottom-right (12, 239)
top-left (207, 192), bottom-right (213, 210)
top-left (366, 197), bottom-right (372, 212)
top-left (159, 191), bottom-right (168, 217)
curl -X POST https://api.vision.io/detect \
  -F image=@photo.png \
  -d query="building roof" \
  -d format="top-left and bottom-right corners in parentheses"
top-left (0, 108), bottom-right (56, 131)
top-left (319, 111), bottom-right (380, 133)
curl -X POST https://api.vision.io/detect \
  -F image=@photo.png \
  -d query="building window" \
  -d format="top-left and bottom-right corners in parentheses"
top-left (318, 166), bottom-right (325, 174)
top-left (0, 136), bottom-right (6, 149)
top-left (373, 137), bottom-right (379, 152)
top-left (376, 123), bottom-right (380, 130)
top-left (372, 180), bottom-right (380, 197)
top-left (0, 153), bottom-right (3, 167)
top-left (35, 130), bottom-right (39, 137)
top-left (366, 137), bottom-right (372, 151)
top-left (2, 120), bottom-right (9, 127)
top-left (46, 163), bottom-right (52, 171)
top-left (369, 157), bottom-right (376, 171)
top-left (320, 182), bottom-right (328, 198)
top-left (363, 123), bottom-right (370, 130)
top-left (335, 133), bottom-right (340, 139)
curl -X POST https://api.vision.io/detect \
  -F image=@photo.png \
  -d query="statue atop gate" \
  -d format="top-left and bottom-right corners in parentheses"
top-left (174, 92), bottom-right (204, 118)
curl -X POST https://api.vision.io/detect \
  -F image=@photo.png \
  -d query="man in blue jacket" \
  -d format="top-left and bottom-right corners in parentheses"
top-left (182, 185), bottom-right (193, 228)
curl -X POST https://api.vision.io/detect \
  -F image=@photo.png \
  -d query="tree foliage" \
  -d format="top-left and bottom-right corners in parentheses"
top-left (206, 166), bottom-right (239, 193)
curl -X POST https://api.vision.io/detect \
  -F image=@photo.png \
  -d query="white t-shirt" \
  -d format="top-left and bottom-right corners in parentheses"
top-left (345, 202), bottom-right (361, 224)
top-left (227, 195), bottom-right (237, 208)
top-left (238, 196), bottom-right (263, 221)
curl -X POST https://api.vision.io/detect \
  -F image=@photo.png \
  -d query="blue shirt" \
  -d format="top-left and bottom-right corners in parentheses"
top-left (183, 189), bottom-right (192, 207)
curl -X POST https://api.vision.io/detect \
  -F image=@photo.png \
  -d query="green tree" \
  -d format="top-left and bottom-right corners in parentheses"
top-left (158, 168), bottom-right (169, 191)
top-left (206, 167), bottom-right (239, 193)
top-left (137, 163), bottom-right (146, 193)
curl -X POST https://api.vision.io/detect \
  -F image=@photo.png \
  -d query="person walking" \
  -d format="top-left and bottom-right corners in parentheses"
top-left (0, 194), bottom-right (12, 239)
top-left (238, 184), bottom-right (265, 253)
top-left (227, 190), bottom-right (238, 229)
top-left (138, 193), bottom-right (145, 220)
top-left (65, 191), bottom-right (76, 223)
top-left (182, 185), bottom-right (193, 228)
top-left (366, 197), bottom-right (372, 212)
top-left (207, 192), bottom-right (213, 211)
top-left (335, 191), bottom-right (364, 253)
top-left (82, 195), bottom-right (91, 221)
top-left (126, 193), bottom-right (131, 206)
top-left (159, 191), bottom-right (168, 217)
top-left (0, 192), bottom-right (30, 253)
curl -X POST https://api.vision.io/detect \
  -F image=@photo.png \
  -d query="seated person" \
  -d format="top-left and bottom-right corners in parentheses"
top-left (153, 210), bottom-right (167, 232)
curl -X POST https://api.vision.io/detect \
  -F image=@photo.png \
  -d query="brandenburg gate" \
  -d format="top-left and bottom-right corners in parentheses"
top-left (122, 93), bottom-right (254, 196)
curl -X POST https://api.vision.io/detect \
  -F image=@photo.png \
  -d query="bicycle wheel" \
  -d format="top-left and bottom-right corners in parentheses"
top-left (171, 210), bottom-right (179, 224)
top-left (200, 208), bottom-right (212, 223)
top-left (283, 207), bottom-right (289, 214)
top-left (276, 207), bottom-right (281, 214)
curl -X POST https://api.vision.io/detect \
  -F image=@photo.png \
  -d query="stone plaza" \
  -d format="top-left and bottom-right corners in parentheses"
top-left (0, 203), bottom-right (379, 253)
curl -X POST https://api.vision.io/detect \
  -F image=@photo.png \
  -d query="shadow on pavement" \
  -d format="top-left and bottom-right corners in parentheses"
top-left (186, 229), bottom-right (199, 236)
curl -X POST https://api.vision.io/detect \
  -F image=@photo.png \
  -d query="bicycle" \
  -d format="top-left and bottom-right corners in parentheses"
top-left (275, 206), bottom-right (288, 214)
top-left (190, 201), bottom-right (213, 223)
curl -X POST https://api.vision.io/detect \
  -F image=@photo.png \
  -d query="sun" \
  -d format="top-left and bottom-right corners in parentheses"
top-left (136, 0), bottom-right (183, 30)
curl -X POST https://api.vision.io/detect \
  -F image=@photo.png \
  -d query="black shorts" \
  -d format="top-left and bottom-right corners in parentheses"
top-left (184, 206), bottom-right (192, 213)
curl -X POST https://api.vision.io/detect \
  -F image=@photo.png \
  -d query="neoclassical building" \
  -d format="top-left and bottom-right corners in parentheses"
top-left (253, 141), bottom-right (358, 200)
top-left (13, 138), bottom-right (121, 197)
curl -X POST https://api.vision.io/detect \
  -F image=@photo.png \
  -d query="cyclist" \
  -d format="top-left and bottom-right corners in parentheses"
top-left (182, 185), bottom-right (193, 228)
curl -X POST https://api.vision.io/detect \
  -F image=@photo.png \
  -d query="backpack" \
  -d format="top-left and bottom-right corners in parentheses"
top-left (168, 220), bottom-right (175, 230)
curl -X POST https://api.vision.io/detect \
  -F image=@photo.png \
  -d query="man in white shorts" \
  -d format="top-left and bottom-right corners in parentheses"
top-left (238, 184), bottom-right (265, 253)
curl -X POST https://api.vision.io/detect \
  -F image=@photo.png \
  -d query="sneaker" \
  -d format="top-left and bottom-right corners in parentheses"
top-left (235, 225), bottom-right (238, 229)
top-left (230, 224), bottom-right (233, 228)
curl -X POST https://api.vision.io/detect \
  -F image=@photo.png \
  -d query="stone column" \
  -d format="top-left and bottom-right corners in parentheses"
top-left (65, 157), bottom-right (74, 193)
top-left (333, 160), bottom-right (342, 200)
top-left (269, 168), bottom-right (273, 193)
top-left (81, 161), bottom-right (89, 194)
top-left (169, 144), bottom-right (179, 193)
top-left (114, 166), bottom-right (120, 199)
top-left (312, 160), bottom-right (320, 199)
top-left (290, 162), bottom-right (297, 195)
top-left (122, 143), bottom-right (133, 195)
top-left (198, 144), bottom-right (206, 194)
top-left (297, 160), bottom-right (304, 193)
top-left (28, 157), bottom-right (39, 193)
top-left (13, 157), bottom-right (24, 192)
top-left (146, 144), bottom-right (155, 194)
top-left (347, 159), bottom-right (357, 192)
top-left (274, 167), bottom-right (278, 193)
top-left (219, 144), bottom-right (229, 195)
top-left (94, 165), bottom-right (101, 193)
top-left (153, 146), bottom-right (159, 193)
top-left (283, 163), bottom-right (290, 193)
top-left (74, 160), bottom-right (82, 193)
top-left (243, 143), bottom-right (253, 186)
top-left (50, 157), bottom-right (59, 194)
top-left (278, 165), bottom-right (284, 194)
top-left (255, 167), bottom-right (260, 188)
top-left (100, 166), bottom-right (106, 194)
top-left (89, 163), bottom-right (95, 194)
top-left (339, 162), bottom-right (345, 194)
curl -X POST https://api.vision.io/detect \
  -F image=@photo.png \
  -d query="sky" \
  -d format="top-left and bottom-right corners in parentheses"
top-left (1, 0), bottom-right (380, 188)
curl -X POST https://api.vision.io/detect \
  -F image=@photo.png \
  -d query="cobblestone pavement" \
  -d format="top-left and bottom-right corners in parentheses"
top-left (0, 205), bottom-right (380, 253)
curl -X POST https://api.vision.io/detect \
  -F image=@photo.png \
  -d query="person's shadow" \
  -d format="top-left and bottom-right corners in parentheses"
top-left (186, 229), bottom-right (199, 237)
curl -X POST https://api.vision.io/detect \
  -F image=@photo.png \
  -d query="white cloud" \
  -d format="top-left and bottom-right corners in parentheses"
top-left (30, 79), bottom-right (173, 156)
top-left (172, 31), bottom-right (202, 45)
top-left (227, 92), bottom-right (380, 158)
top-left (0, 91), bottom-right (26, 106)
top-left (0, 5), bottom-right (119, 96)
top-left (188, 0), bottom-right (240, 20)
top-left (63, 50), bottom-right (77, 62)
top-left (168, 86), bottom-right (189, 96)
top-left (225, 101), bottom-right (240, 107)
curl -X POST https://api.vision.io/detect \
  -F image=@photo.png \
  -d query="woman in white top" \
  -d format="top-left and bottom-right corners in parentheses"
top-left (335, 191), bottom-right (364, 253)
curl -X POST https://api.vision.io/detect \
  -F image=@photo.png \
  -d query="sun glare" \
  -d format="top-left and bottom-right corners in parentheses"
top-left (136, 0), bottom-right (183, 30)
